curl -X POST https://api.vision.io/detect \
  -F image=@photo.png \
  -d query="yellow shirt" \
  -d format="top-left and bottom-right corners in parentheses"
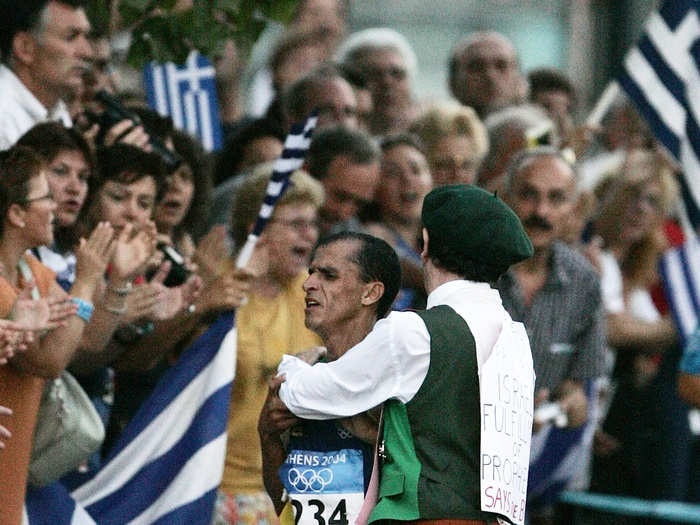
top-left (220, 273), bottom-right (321, 494)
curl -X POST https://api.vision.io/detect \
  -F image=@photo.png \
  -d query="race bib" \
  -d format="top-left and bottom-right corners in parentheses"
top-left (280, 449), bottom-right (364, 525)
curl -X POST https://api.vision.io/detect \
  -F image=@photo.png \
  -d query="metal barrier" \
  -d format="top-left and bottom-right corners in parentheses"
top-left (559, 491), bottom-right (700, 523)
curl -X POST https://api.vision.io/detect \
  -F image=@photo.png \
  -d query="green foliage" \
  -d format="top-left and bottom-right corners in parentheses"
top-left (85, 0), bottom-right (299, 68)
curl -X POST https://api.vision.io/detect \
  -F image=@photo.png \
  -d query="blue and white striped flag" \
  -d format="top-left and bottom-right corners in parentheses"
top-left (24, 113), bottom-right (319, 524)
top-left (659, 235), bottom-right (700, 345)
top-left (25, 312), bottom-right (237, 525)
top-left (617, 0), bottom-right (700, 342)
top-left (144, 51), bottom-right (224, 152)
top-left (617, 0), bottom-right (700, 228)
top-left (235, 113), bottom-right (318, 268)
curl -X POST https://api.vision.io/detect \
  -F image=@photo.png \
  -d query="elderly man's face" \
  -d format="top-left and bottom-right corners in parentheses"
top-left (319, 155), bottom-right (379, 232)
top-left (451, 36), bottom-right (521, 116)
top-left (507, 155), bottom-right (576, 251)
top-left (31, 1), bottom-right (92, 100)
top-left (357, 48), bottom-right (411, 117)
top-left (309, 76), bottom-right (358, 129)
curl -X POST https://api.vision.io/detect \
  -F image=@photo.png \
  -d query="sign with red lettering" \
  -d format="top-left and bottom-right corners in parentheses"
top-left (479, 315), bottom-right (535, 525)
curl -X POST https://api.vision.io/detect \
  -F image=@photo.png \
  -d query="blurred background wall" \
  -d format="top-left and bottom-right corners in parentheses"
top-left (347, 0), bottom-right (657, 117)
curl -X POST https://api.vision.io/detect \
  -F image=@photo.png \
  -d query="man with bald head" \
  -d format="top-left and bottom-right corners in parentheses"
top-left (449, 31), bottom-right (526, 118)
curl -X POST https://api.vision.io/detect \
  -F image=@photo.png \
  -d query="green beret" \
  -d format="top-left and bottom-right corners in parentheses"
top-left (421, 184), bottom-right (533, 268)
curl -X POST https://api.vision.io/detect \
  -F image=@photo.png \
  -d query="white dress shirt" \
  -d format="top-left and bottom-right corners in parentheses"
top-left (0, 65), bottom-right (72, 150)
top-left (278, 279), bottom-right (508, 419)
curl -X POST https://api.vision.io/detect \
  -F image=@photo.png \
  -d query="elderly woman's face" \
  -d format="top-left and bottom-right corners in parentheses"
top-left (264, 202), bottom-right (320, 282)
top-left (429, 134), bottom-right (480, 186)
top-left (46, 149), bottom-right (90, 227)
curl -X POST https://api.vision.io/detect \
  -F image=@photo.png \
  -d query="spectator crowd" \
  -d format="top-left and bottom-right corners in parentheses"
top-left (0, 1), bottom-right (699, 525)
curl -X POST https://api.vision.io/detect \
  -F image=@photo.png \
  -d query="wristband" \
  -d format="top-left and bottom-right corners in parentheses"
top-left (71, 297), bottom-right (94, 323)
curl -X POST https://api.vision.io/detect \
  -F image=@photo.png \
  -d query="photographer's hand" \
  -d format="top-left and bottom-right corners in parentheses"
top-left (103, 119), bottom-right (151, 151)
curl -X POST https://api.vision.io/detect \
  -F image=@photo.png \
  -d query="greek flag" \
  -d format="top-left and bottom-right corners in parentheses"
top-left (617, 0), bottom-right (700, 227)
top-left (24, 114), bottom-right (319, 524)
top-left (24, 312), bottom-right (237, 525)
top-left (144, 51), bottom-right (223, 152)
top-left (659, 235), bottom-right (700, 345)
top-left (527, 382), bottom-right (596, 512)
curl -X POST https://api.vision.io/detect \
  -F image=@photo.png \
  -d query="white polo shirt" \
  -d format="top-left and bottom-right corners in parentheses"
top-left (0, 65), bottom-right (72, 149)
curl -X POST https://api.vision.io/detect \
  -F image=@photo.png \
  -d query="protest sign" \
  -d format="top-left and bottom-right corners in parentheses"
top-left (479, 317), bottom-right (535, 525)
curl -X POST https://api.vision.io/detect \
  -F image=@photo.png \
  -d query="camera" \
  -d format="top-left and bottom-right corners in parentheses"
top-left (146, 242), bottom-right (191, 287)
top-left (86, 90), bottom-right (182, 173)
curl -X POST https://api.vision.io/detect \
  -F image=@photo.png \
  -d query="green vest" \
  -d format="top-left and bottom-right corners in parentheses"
top-left (369, 305), bottom-right (498, 522)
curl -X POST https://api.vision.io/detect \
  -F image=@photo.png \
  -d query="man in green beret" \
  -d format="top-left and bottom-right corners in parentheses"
top-left (277, 184), bottom-right (536, 525)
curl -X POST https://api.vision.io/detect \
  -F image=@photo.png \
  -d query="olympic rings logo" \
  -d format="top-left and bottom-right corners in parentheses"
top-left (287, 467), bottom-right (334, 492)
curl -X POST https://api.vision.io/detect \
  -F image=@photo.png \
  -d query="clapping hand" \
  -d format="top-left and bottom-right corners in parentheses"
top-left (75, 222), bottom-right (116, 286)
top-left (10, 284), bottom-right (76, 333)
top-left (122, 283), bottom-right (163, 323)
top-left (0, 319), bottom-right (29, 365)
top-left (193, 225), bottom-right (230, 284)
top-left (0, 285), bottom-right (77, 363)
top-left (148, 261), bottom-right (204, 320)
top-left (195, 268), bottom-right (253, 315)
top-left (111, 222), bottom-right (157, 281)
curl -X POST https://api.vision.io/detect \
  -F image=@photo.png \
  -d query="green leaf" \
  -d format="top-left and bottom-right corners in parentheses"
top-left (112, 0), bottom-right (299, 69)
top-left (84, 1), bottom-right (111, 36)
top-left (258, 0), bottom-right (298, 24)
top-left (155, 0), bottom-right (178, 10)
top-left (117, 3), bottom-right (146, 28)
top-left (213, 0), bottom-right (240, 17)
top-left (120, 0), bottom-right (152, 11)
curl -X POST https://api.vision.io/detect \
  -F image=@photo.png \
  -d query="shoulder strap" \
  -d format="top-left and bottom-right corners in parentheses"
top-left (17, 256), bottom-right (40, 300)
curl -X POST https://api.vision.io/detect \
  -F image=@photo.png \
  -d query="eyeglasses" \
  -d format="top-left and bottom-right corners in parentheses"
top-left (269, 218), bottom-right (320, 232)
top-left (20, 192), bottom-right (54, 205)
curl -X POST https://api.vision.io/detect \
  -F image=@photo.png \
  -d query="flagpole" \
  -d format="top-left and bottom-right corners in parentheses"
top-left (233, 113), bottom-right (318, 271)
top-left (235, 234), bottom-right (260, 269)
top-left (586, 81), bottom-right (620, 128)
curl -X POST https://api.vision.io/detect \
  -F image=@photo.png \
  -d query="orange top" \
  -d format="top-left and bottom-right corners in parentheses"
top-left (0, 255), bottom-right (56, 525)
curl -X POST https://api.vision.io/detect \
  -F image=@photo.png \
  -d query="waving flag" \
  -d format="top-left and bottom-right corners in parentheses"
top-left (25, 313), bottom-right (236, 525)
top-left (235, 113), bottom-right (318, 268)
top-left (660, 235), bottom-right (700, 345)
top-left (144, 51), bottom-right (224, 152)
top-left (24, 113), bottom-right (319, 524)
top-left (617, 0), bottom-right (700, 227)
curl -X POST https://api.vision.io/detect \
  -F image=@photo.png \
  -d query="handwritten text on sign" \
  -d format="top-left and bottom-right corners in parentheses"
top-left (479, 318), bottom-right (535, 525)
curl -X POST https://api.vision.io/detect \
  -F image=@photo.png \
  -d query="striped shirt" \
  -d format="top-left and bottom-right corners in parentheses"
top-left (496, 241), bottom-right (606, 392)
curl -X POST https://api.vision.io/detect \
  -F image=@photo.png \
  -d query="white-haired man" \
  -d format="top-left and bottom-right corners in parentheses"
top-left (336, 27), bottom-right (418, 136)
